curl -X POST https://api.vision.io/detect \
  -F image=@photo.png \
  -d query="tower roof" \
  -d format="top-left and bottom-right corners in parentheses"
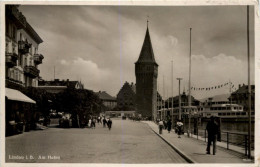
top-left (136, 27), bottom-right (158, 65)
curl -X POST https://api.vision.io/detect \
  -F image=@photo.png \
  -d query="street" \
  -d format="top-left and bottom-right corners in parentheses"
top-left (6, 118), bottom-right (187, 163)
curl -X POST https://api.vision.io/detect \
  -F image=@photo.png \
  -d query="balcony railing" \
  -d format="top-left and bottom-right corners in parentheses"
top-left (24, 65), bottom-right (39, 78)
top-left (18, 41), bottom-right (31, 54)
top-left (6, 77), bottom-right (25, 89)
top-left (6, 52), bottom-right (18, 67)
top-left (34, 54), bottom-right (44, 65)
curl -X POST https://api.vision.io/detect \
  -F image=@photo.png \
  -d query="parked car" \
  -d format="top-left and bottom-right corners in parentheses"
top-left (59, 113), bottom-right (72, 128)
top-left (122, 116), bottom-right (126, 120)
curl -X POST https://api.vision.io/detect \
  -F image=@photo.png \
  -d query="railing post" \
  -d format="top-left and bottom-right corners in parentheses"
top-left (245, 135), bottom-right (248, 156)
top-left (227, 132), bottom-right (229, 150)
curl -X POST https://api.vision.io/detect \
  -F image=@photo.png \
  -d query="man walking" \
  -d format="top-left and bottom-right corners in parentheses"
top-left (158, 120), bottom-right (164, 134)
top-left (206, 116), bottom-right (219, 155)
top-left (167, 119), bottom-right (172, 133)
top-left (107, 118), bottom-right (112, 130)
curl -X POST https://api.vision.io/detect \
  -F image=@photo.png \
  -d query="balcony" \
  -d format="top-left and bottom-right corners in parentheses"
top-left (6, 77), bottom-right (25, 89)
top-left (18, 41), bottom-right (31, 54)
top-left (34, 54), bottom-right (44, 65)
top-left (24, 66), bottom-right (39, 78)
top-left (6, 52), bottom-right (18, 68)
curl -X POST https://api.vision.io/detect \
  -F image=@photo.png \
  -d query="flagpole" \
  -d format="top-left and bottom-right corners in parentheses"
top-left (171, 60), bottom-right (174, 122)
top-left (163, 75), bottom-right (165, 120)
top-left (188, 28), bottom-right (192, 137)
top-left (247, 5), bottom-right (252, 159)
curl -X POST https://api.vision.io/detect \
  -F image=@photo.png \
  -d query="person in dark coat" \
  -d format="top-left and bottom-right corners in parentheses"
top-left (206, 116), bottom-right (219, 155)
top-left (107, 118), bottom-right (112, 130)
top-left (163, 120), bottom-right (167, 130)
top-left (167, 120), bottom-right (172, 133)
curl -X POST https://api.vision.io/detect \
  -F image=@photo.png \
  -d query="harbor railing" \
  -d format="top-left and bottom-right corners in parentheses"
top-left (193, 129), bottom-right (254, 156)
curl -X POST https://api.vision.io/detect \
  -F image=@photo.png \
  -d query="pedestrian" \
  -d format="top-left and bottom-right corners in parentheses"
top-left (103, 117), bottom-right (107, 127)
top-left (206, 116), bottom-right (219, 155)
top-left (98, 116), bottom-right (101, 124)
top-left (88, 118), bottom-right (92, 128)
top-left (163, 120), bottom-right (167, 130)
top-left (167, 119), bottom-right (172, 133)
top-left (158, 119), bottom-right (164, 134)
top-left (176, 119), bottom-right (183, 138)
top-left (91, 118), bottom-right (96, 129)
top-left (107, 118), bottom-right (112, 130)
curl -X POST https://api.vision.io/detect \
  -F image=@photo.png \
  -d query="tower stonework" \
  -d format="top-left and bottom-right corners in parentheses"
top-left (135, 26), bottom-right (158, 120)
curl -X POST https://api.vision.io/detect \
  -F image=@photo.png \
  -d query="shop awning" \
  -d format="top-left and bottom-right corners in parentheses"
top-left (5, 88), bottom-right (36, 104)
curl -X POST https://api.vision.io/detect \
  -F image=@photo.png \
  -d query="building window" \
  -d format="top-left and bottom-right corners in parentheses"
top-left (15, 70), bottom-right (18, 80)
top-left (10, 70), bottom-right (14, 79)
top-left (12, 26), bottom-right (16, 40)
top-left (6, 20), bottom-right (9, 35)
top-left (24, 57), bottom-right (27, 66)
top-left (6, 42), bottom-right (9, 53)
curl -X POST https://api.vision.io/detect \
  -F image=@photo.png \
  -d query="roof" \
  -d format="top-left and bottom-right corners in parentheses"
top-left (6, 88), bottom-right (36, 104)
top-left (232, 85), bottom-right (255, 94)
top-left (200, 94), bottom-right (230, 102)
top-left (117, 81), bottom-right (136, 97)
top-left (167, 92), bottom-right (198, 102)
top-left (96, 91), bottom-right (116, 101)
top-left (136, 27), bottom-right (158, 65)
top-left (38, 79), bottom-right (83, 89)
top-left (25, 22), bottom-right (43, 44)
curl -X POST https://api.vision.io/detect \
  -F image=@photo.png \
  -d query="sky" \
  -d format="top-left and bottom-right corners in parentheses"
top-left (18, 5), bottom-right (255, 99)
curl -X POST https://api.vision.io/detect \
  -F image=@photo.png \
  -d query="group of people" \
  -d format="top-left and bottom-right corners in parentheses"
top-left (102, 117), bottom-right (112, 130)
top-left (158, 119), bottom-right (183, 137)
top-left (157, 116), bottom-right (219, 155)
top-left (87, 116), bottom-right (112, 130)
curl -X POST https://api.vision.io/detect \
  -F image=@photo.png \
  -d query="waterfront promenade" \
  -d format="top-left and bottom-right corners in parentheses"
top-left (144, 121), bottom-right (254, 164)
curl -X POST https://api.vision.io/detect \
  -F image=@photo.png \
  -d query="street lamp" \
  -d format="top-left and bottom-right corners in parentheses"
top-left (176, 78), bottom-right (182, 120)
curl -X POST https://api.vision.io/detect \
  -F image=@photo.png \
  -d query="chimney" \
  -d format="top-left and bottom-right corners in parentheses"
top-left (239, 84), bottom-right (241, 89)
top-left (67, 79), bottom-right (69, 82)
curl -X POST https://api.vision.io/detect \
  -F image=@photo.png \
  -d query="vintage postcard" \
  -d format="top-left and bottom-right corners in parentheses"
top-left (0, 0), bottom-right (259, 167)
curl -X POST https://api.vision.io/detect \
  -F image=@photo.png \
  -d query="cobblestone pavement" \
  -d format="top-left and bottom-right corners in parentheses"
top-left (6, 119), bottom-right (187, 163)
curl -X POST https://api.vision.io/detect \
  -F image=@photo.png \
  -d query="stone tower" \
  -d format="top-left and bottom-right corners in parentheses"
top-left (135, 24), bottom-right (158, 120)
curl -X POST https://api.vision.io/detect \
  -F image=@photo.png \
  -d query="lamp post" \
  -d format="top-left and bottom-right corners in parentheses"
top-left (177, 78), bottom-right (182, 120)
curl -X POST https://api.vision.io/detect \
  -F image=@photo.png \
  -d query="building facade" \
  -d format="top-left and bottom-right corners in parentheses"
top-left (229, 84), bottom-right (255, 112)
top-left (5, 5), bottom-right (44, 136)
top-left (96, 91), bottom-right (117, 110)
top-left (116, 82), bottom-right (136, 111)
top-left (5, 5), bottom-right (44, 90)
top-left (135, 25), bottom-right (158, 120)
